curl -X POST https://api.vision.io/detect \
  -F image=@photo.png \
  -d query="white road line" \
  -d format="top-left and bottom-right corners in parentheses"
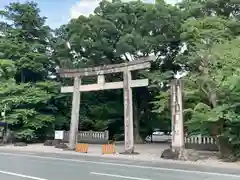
top-left (0, 170), bottom-right (48, 180)
top-left (91, 172), bottom-right (151, 180)
top-left (0, 152), bottom-right (239, 178)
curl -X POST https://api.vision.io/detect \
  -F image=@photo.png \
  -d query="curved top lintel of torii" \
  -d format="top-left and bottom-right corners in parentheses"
top-left (58, 56), bottom-right (155, 78)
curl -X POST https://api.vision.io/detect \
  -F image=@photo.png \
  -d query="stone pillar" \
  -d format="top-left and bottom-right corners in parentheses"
top-left (171, 79), bottom-right (184, 149)
top-left (123, 69), bottom-right (134, 153)
top-left (68, 77), bottom-right (81, 150)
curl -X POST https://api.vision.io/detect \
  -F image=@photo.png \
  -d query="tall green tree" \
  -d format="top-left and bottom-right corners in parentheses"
top-left (0, 1), bottom-right (52, 83)
top-left (0, 1), bottom-right (68, 141)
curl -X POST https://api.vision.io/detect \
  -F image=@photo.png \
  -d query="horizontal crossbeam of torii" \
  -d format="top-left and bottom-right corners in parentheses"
top-left (61, 79), bottom-right (148, 92)
top-left (59, 57), bottom-right (153, 154)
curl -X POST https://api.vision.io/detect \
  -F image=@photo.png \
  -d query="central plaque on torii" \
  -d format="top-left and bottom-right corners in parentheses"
top-left (59, 57), bottom-right (152, 154)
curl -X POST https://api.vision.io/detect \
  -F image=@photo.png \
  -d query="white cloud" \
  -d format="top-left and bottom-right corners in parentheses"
top-left (70, 0), bottom-right (178, 19)
top-left (70, 0), bottom-right (101, 19)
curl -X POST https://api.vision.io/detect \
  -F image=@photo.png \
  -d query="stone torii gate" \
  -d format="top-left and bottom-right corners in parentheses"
top-left (59, 58), bottom-right (151, 154)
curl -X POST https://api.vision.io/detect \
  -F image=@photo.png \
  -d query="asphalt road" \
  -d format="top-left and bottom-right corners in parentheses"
top-left (0, 150), bottom-right (239, 180)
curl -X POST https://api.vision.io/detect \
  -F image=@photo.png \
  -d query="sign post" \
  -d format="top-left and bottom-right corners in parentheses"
top-left (54, 131), bottom-right (64, 140)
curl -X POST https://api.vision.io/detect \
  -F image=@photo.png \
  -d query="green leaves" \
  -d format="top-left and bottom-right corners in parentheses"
top-left (0, 1), bottom-right (52, 83)
top-left (0, 2), bottom-right (70, 141)
top-left (0, 78), bottom-right (59, 138)
top-left (151, 91), bottom-right (169, 114)
top-left (0, 59), bottom-right (16, 79)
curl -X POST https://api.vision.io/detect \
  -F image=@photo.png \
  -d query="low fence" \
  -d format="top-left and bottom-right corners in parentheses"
top-left (62, 131), bottom-right (217, 151)
top-left (185, 135), bottom-right (218, 151)
top-left (63, 130), bottom-right (109, 144)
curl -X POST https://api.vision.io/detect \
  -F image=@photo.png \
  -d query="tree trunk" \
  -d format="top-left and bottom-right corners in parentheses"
top-left (206, 83), bottom-right (217, 108)
top-left (21, 70), bottom-right (25, 83)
